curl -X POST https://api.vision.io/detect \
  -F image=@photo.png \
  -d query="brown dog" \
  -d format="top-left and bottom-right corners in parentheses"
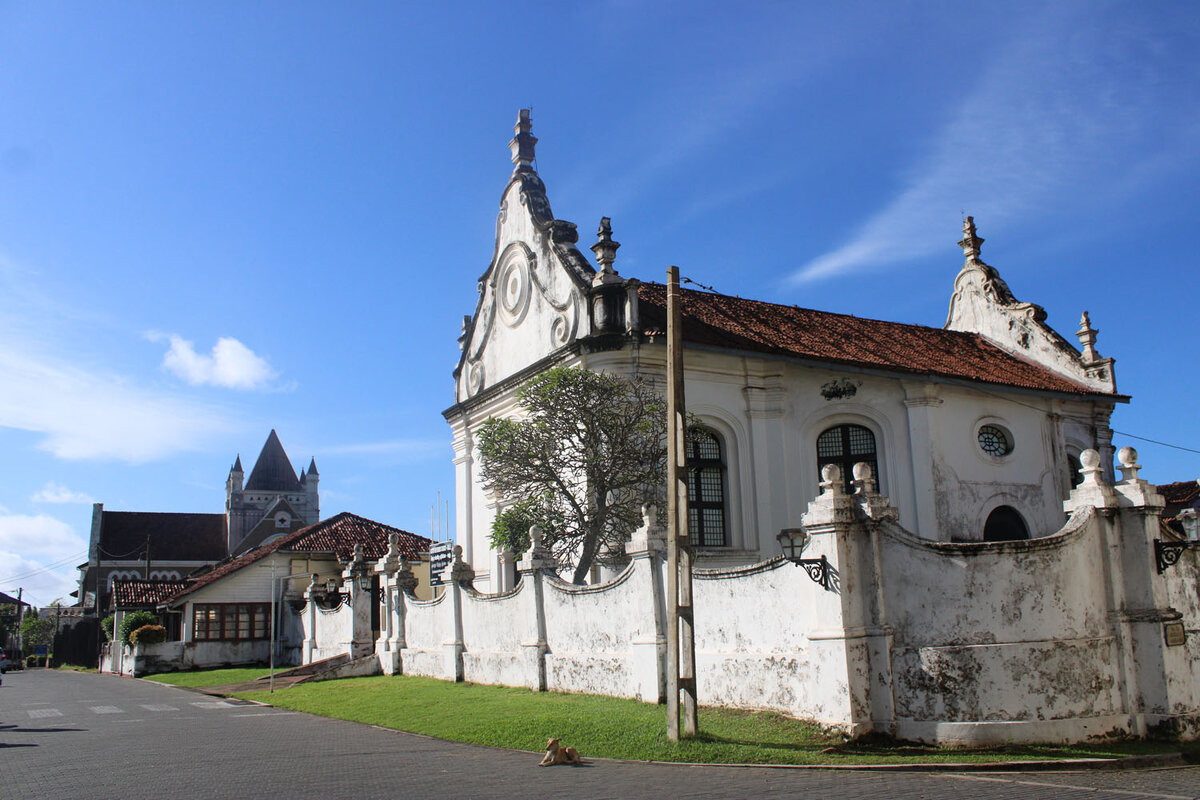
top-left (538, 737), bottom-right (582, 766)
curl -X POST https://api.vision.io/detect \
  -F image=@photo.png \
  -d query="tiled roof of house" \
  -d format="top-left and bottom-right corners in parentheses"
top-left (1159, 480), bottom-right (1200, 506)
top-left (111, 580), bottom-right (189, 608)
top-left (636, 283), bottom-right (1115, 397)
top-left (165, 512), bottom-right (432, 604)
top-left (100, 511), bottom-right (227, 562)
top-left (245, 429), bottom-right (303, 492)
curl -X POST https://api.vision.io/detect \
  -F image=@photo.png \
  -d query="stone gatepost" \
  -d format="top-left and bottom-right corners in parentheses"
top-left (625, 503), bottom-right (668, 703)
top-left (848, 462), bottom-right (899, 737)
top-left (301, 573), bottom-right (319, 665)
top-left (374, 534), bottom-right (402, 674)
top-left (1109, 447), bottom-right (1190, 734)
top-left (799, 464), bottom-right (873, 736)
top-left (441, 545), bottom-right (474, 682)
top-left (343, 544), bottom-right (375, 659)
top-left (517, 525), bottom-right (555, 691)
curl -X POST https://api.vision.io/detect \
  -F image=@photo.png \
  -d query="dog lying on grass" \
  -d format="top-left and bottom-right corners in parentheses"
top-left (538, 737), bottom-right (582, 766)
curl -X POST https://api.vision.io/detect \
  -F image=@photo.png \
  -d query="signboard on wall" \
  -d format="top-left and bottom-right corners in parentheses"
top-left (428, 542), bottom-right (454, 587)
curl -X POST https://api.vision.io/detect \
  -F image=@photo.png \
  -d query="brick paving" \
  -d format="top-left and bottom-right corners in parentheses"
top-left (2, 669), bottom-right (1197, 800)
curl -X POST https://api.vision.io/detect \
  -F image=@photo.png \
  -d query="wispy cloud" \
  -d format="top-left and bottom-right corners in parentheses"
top-left (0, 257), bottom-right (237, 462)
top-left (0, 512), bottom-right (90, 605)
top-left (31, 482), bottom-right (95, 505)
top-left (154, 333), bottom-right (280, 390)
top-left (789, 9), bottom-right (1197, 284)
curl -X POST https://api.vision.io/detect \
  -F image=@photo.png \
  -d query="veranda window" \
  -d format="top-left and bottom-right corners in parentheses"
top-left (192, 603), bottom-right (269, 641)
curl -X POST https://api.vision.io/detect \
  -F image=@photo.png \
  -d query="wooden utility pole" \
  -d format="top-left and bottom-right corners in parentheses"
top-left (666, 266), bottom-right (698, 740)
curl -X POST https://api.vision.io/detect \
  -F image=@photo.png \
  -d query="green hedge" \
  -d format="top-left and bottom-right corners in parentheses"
top-left (129, 624), bottom-right (167, 646)
top-left (119, 611), bottom-right (158, 646)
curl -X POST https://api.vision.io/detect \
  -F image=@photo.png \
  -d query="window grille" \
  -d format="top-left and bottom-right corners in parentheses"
top-left (686, 428), bottom-right (727, 547)
top-left (816, 424), bottom-right (879, 493)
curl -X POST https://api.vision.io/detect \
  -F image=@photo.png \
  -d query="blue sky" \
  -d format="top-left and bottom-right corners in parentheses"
top-left (2, 2), bottom-right (1197, 606)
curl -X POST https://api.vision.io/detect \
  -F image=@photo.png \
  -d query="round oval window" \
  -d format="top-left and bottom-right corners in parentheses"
top-left (978, 424), bottom-right (1013, 457)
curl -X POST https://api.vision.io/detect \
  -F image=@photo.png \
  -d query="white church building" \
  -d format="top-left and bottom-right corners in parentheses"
top-left (445, 110), bottom-right (1123, 592)
top-left (279, 111), bottom-right (1199, 744)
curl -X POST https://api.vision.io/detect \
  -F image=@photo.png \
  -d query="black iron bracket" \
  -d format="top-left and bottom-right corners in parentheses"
top-left (797, 555), bottom-right (839, 592)
top-left (1155, 538), bottom-right (1199, 574)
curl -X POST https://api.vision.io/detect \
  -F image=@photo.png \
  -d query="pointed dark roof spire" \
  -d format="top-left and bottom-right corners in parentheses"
top-left (232, 455), bottom-right (243, 473)
top-left (299, 468), bottom-right (307, 485)
top-left (307, 457), bottom-right (319, 477)
top-left (244, 429), bottom-right (302, 491)
top-left (509, 109), bottom-right (537, 173)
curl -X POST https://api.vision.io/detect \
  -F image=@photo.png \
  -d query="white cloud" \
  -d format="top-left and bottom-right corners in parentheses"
top-left (789, 10), bottom-right (1196, 284)
top-left (31, 482), bottom-right (95, 505)
top-left (0, 341), bottom-right (233, 462)
top-left (0, 513), bottom-right (90, 605)
top-left (161, 335), bottom-right (278, 390)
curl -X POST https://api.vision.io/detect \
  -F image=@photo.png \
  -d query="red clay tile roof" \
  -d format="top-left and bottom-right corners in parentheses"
top-left (100, 511), bottom-right (227, 562)
top-left (165, 512), bottom-right (432, 604)
top-left (111, 580), bottom-right (189, 608)
top-left (637, 283), bottom-right (1115, 397)
top-left (1159, 480), bottom-right (1200, 506)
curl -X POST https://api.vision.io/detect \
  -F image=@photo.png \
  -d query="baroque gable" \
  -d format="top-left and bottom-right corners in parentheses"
top-left (454, 111), bottom-right (597, 404)
top-left (945, 217), bottom-right (1117, 394)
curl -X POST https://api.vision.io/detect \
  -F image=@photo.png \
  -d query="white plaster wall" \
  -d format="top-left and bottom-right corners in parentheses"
top-left (692, 531), bottom-right (852, 726)
top-left (460, 582), bottom-right (538, 688)
top-left (310, 603), bottom-right (353, 660)
top-left (878, 511), bottom-right (1123, 725)
top-left (542, 565), bottom-right (642, 698)
top-left (402, 591), bottom-right (453, 678)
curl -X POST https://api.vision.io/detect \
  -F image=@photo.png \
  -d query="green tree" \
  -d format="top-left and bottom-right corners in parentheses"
top-left (20, 612), bottom-right (55, 651)
top-left (477, 366), bottom-right (667, 585)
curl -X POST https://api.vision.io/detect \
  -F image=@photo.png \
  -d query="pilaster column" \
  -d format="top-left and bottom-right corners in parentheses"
top-left (901, 382), bottom-right (942, 538)
top-left (452, 428), bottom-right (475, 569)
top-left (743, 376), bottom-right (787, 551)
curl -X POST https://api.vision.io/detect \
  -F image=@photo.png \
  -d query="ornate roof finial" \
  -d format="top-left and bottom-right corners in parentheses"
top-left (508, 109), bottom-right (537, 172)
top-left (1077, 310), bottom-right (1101, 363)
top-left (590, 216), bottom-right (622, 285)
top-left (958, 215), bottom-right (984, 263)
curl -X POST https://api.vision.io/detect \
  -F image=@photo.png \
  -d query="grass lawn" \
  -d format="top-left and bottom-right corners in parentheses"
top-left (145, 666), bottom-right (273, 688)
top-left (233, 675), bottom-right (1186, 765)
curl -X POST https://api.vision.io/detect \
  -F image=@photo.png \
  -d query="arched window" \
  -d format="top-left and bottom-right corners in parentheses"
top-left (687, 427), bottom-right (727, 547)
top-left (1066, 452), bottom-right (1083, 491)
top-left (983, 506), bottom-right (1029, 541)
top-left (816, 424), bottom-right (878, 493)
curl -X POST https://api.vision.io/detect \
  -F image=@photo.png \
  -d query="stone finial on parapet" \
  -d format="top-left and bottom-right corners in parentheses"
top-left (518, 524), bottom-right (557, 572)
top-left (1063, 448), bottom-right (1118, 513)
top-left (625, 502), bottom-right (667, 556)
top-left (1077, 311), bottom-right (1102, 364)
top-left (1114, 446), bottom-right (1165, 510)
top-left (851, 462), bottom-right (899, 522)
top-left (591, 217), bottom-right (622, 286)
top-left (958, 215), bottom-right (984, 264)
top-left (509, 109), bottom-right (537, 172)
top-left (802, 464), bottom-right (857, 528)
top-left (375, 532), bottom-right (403, 575)
top-left (443, 544), bottom-right (476, 585)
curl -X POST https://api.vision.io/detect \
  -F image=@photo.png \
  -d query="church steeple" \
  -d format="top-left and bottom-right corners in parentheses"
top-left (245, 429), bottom-right (302, 492)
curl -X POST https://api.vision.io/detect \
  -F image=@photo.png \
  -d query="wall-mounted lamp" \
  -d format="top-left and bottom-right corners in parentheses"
top-left (777, 528), bottom-right (834, 591)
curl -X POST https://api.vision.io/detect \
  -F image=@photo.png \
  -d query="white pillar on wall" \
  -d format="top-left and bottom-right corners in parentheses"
top-left (901, 382), bottom-right (942, 539)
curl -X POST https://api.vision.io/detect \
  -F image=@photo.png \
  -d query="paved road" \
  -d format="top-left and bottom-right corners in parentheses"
top-left (2, 669), bottom-right (1197, 800)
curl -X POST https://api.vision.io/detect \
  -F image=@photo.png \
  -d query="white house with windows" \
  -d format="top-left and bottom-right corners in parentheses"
top-left (445, 110), bottom-right (1124, 593)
